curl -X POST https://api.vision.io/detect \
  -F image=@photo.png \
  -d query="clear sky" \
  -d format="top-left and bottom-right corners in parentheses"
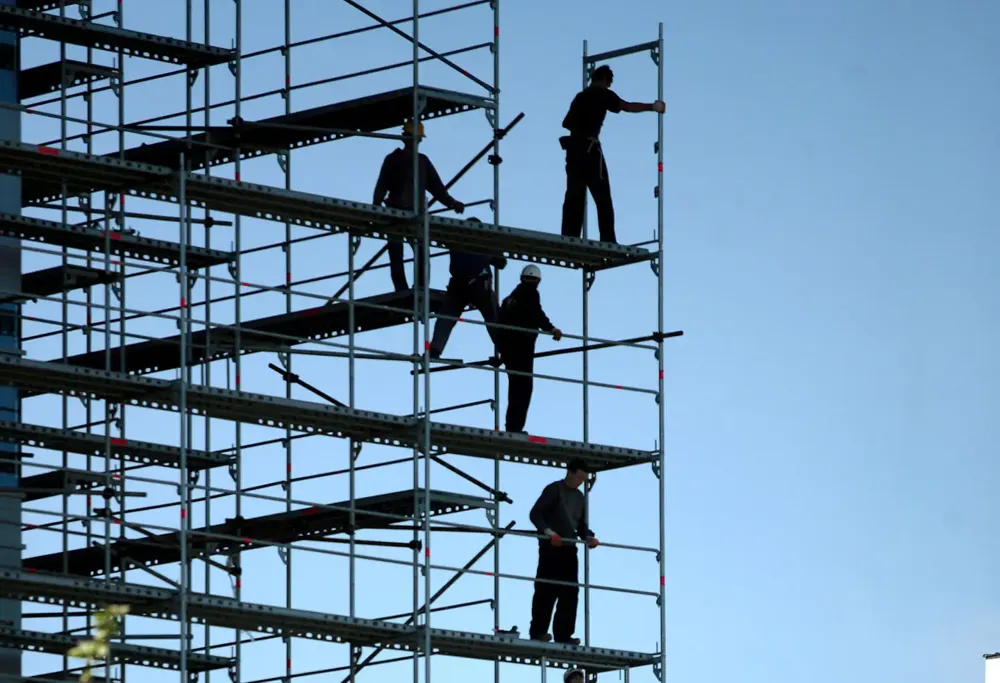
top-left (14, 1), bottom-right (1000, 683)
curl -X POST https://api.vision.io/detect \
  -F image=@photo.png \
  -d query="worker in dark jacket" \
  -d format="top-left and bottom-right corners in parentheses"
top-left (372, 120), bottom-right (465, 292)
top-left (528, 459), bottom-right (599, 645)
top-left (559, 64), bottom-right (665, 244)
top-left (497, 265), bottom-right (562, 433)
top-left (429, 218), bottom-right (507, 358)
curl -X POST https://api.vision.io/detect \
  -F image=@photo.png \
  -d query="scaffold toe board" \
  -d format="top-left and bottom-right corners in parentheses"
top-left (0, 358), bottom-right (656, 473)
top-left (20, 60), bottom-right (118, 100)
top-left (25, 488), bottom-right (493, 577)
top-left (0, 626), bottom-right (233, 673)
top-left (118, 85), bottom-right (496, 171)
top-left (0, 6), bottom-right (233, 67)
top-left (0, 570), bottom-right (658, 673)
top-left (34, 289), bottom-right (453, 380)
top-left (16, 0), bottom-right (83, 11)
top-left (0, 212), bottom-right (234, 269)
top-left (0, 420), bottom-right (230, 471)
top-left (5, 263), bottom-right (121, 304)
top-left (16, 467), bottom-right (105, 502)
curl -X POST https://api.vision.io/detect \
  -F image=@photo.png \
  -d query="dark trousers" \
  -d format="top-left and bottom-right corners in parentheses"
top-left (560, 138), bottom-right (615, 243)
top-left (503, 347), bottom-right (533, 432)
top-left (530, 543), bottom-right (579, 640)
top-left (388, 239), bottom-right (428, 292)
top-left (430, 276), bottom-right (499, 355)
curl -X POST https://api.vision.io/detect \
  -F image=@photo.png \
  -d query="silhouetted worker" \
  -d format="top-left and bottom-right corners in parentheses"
top-left (429, 218), bottom-right (507, 359)
top-left (559, 64), bottom-right (666, 244)
top-left (497, 265), bottom-right (562, 433)
top-left (528, 459), bottom-right (599, 646)
top-left (564, 669), bottom-right (585, 683)
top-left (372, 120), bottom-right (465, 292)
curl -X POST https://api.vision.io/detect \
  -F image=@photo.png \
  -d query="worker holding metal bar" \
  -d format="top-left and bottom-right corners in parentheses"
top-left (559, 64), bottom-right (666, 244)
top-left (428, 217), bottom-right (507, 359)
top-left (528, 459), bottom-right (599, 646)
top-left (372, 120), bottom-right (466, 292)
top-left (497, 265), bottom-right (562, 433)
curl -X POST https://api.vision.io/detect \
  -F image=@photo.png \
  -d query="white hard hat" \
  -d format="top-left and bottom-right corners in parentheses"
top-left (563, 668), bottom-right (585, 683)
top-left (521, 264), bottom-right (541, 282)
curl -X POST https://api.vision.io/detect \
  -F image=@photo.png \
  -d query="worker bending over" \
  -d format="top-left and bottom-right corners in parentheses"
top-left (429, 218), bottom-right (507, 358)
top-left (372, 120), bottom-right (465, 292)
top-left (497, 265), bottom-right (561, 433)
top-left (559, 64), bottom-right (666, 244)
top-left (528, 459), bottom-right (599, 646)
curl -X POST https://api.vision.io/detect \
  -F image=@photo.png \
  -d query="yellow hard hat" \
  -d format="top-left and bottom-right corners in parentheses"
top-left (402, 120), bottom-right (425, 139)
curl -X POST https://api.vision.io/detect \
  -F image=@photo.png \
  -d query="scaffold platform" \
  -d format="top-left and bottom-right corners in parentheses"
top-left (0, 212), bottom-right (234, 269)
top-left (20, 60), bottom-right (118, 101)
top-left (0, 357), bottom-right (656, 472)
top-left (17, 467), bottom-right (104, 502)
top-left (25, 489), bottom-right (493, 576)
top-left (5, 264), bottom-right (121, 304)
top-left (0, 626), bottom-right (233, 673)
top-left (120, 86), bottom-right (495, 171)
top-left (0, 569), bottom-right (659, 673)
top-left (0, 142), bottom-right (651, 269)
top-left (0, 6), bottom-right (233, 67)
top-left (0, 420), bottom-right (231, 471)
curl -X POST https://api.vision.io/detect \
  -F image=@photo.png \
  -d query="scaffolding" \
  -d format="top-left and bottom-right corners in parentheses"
top-left (0, 2), bottom-right (677, 683)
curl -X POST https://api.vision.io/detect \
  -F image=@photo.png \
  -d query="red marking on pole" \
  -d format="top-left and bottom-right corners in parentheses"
top-left (286, 660), bottom-right (292, 670)
top-left (527, 435), bottom-right (547, 444)
top-left (657, 162), bottom-right (664, 172)
top-left (287, 463), bottom-right (292, 473)
top-left (36, 146), bottom-right (59, 156)
top-left (235, 578), bottom-right (242, 588)
top-left (616, 385), bottom-right (623, 390)
top-left (110, 437), bottom-right (127, 446)
top-left (26, 523), bottom-right (36, 530)
top-left (180, 508), bottom-right (187, 519)
top-left (235, 375), bottom-right (241, 388)
top-left (235, 172), bottom-right (241, 182)
top-left (243, 537), bottom-right (251, 544)
top-left (424, 341), bottom-right (431, 351)
top-left (660, 576), bottom-right (665, 586)
top-left (286, 273), bottom-right (291, 283)
top-left (494, 26), bottom-right (499, 36)
top-left (112, 518), bottom-right (121, 525)
top-left (303, 506), bottom-right (320, 515)
top-left (286, 76), bottom-right (291, 87)
top-left (113, 473), bottom-right (121, 479)
top-left (424, 548), bottom-right (430, 558)
top-left (86, 316), bottom-right (92, 326)
top-left (112, 260), bottom-right (121, 267)
top-left (485, 571), bottom-right (494, 576)
top-left (659, 370), bottom-right (664, 379)
top-left (180, 298), bottom-right (187, 308)
top-left (25, 108), bottom-right (34, 114)
top-left (457, 317), bottom-right (465, 322)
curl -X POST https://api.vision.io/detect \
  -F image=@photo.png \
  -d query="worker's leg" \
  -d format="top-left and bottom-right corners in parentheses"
top-left (504, 352), bottom-right (534, 432)
top-left (551, 547), bottom-right (580, 643)
top-left (560, 146), bottom-right (588, 239)
top-left (412, 239), bottom-right (429, 291)
top-left (387, 239), bottom-right (408, 292)
top-left (429, 279), bottom-right (468, 357)
top-left (587, 150), bottom-right (616, 244)
top-left (469, 278), bottom-right (501, 351)
top-left (529, 542), bottom-right (560, 640)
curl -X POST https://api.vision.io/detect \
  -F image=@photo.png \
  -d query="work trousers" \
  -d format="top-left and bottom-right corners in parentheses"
top-left (529, 543), bottom-right (579, 641)
top-left (560, 138), bottom-right (616, 243)
top-left (503, 347), bottom-right (534, 432)
top-left (430, 275), bottom-right (500, 355)
top-left (388, 238), bottom-right (428, 293)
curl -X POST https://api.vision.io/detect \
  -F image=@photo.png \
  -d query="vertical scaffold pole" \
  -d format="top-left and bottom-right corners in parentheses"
top-left (490, 3), bottom-right (502, 683)
top-left (579, 38), bottom-right (593, 648)
top-left (232, 1), bottom-right (245, 682)
top-left (655, 20), bottom-right (668, 683)
top-left (177, 150), bottom-right (191, 683)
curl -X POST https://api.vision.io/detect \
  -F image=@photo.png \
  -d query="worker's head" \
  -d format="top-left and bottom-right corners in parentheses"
top-left (590, 65), bottom-right (614, 89)
top-left (520, 264), bottom-right (541, 287)
top-left (565, 459), bottom-right (589, 489)
top-left (402, 120), bottom-right (425, 146)
top-left (564, 669), bottom-right (585, 683)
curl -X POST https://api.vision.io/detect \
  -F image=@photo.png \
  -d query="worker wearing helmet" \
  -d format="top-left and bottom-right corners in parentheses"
top-left (559, 64), bottom-right (665, 244)
top-left (564, 668), bottom-right (586, 683)
top-left (429, 217), bottom-right (508, 359)
top-left (372, 120), bottom-right (466, 292)
top-left (496, 264), bottom-right (562, 433)
top-left (528, 459), bottom-right (598, 646)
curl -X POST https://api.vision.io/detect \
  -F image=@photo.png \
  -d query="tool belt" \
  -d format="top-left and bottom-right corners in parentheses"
top-left (559, 135), bottom-right (600, 154)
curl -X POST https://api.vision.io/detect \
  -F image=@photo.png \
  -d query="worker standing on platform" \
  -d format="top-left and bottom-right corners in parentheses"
top-left (372, 120), bottom-right (465, 292)
top-left (528, 459), bottom-right (599, 646)
top-left (497, 265), bottom-right (562, 433)
top-left (429, 218), bottom-right (507, 359)
top-left (559, 64), bottom-right (666, 244)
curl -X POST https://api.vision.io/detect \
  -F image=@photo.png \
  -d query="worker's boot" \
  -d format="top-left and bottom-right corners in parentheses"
top-left (554, 637), bottom-right (581, 646)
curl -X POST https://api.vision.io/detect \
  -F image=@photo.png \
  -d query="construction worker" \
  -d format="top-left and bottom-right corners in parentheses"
top-left (564, 669), bottom-right (586, 683)
top-left (559, 64), bottom-right (666, 244)
top-left (496, 265), bottom-right (562, 433)
top-left (372, 120), bottom-right (465, 292)
top-left (429, 218), bottom-right (507, 359)
top-left (528, 459), bottom-right (599, 646)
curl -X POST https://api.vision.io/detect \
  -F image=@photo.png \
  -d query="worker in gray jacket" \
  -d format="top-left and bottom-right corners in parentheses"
top-left (527, 459), bottom-right (600, 646)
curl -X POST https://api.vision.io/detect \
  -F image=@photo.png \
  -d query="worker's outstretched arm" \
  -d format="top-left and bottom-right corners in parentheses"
top-left (372, 156), bottom-right (392, 206)
top-left (620, 100), bottom-right (666, 114)
top-left (529, 482), bottom-right (559, 538)
top-left (425, 158), bottom-right (465, 213)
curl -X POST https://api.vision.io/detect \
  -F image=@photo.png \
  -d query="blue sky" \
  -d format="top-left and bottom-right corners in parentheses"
top-left (13, 1), bottom-right (1000, 683)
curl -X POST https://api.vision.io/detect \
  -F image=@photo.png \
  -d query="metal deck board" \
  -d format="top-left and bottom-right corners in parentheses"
top-left (0, 570), bottom-right (657, 672)
top-left (0, 357), bottom-right (655, 472)
top-left (16, 467), bottom-right (104, 502)
top-left (3, 263), bottom-right (121, 303)
top-left (0, 141), bottom-right (650, 269)
top-left (118, 85), bottom-right (495, 171)
top-left (20, 59), bottom-right (117, 100)
top-left (33, 289), bottom-right (453, 379)
top-left (0, 420), bottom-right (230, 471)
top-left (0, 6), bottom-right (232, 67)
top-left (0, 626), bottom-right (233, 673)
top-left (17, 0), bottom-right (84, 11)
top-left (0, 212), bottom-right (233, 269)
top-left (25, 488), bottom-right (492, 576)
